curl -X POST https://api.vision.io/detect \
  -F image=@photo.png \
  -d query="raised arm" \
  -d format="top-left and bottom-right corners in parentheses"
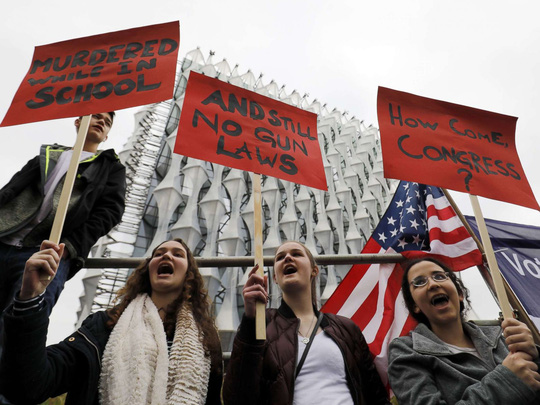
top-left (0, 241), bottom-right (96, 404)
top-left (20, 240), bottom-right (64, 300)
top-left (222, 265), bottom-right (268, 405)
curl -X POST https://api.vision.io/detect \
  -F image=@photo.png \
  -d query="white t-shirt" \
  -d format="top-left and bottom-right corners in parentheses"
top-left (294, 331), bottom-right (354, 405)
top-left (444, 342), bottom-right (481, 358)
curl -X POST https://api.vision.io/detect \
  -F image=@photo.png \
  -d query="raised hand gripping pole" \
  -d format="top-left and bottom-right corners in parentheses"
top-left (253, 173), bottom-right (266, 340)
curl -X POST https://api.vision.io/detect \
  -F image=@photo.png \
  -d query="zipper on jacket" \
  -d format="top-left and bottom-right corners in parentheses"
top-left (76, 330), bottom-right (102, 367)
top-left (290, 318), bottom-right (301, 404)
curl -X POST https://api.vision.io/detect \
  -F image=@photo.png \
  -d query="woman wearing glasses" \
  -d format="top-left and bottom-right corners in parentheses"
top-left (388, 257), bottom-right (540, 404)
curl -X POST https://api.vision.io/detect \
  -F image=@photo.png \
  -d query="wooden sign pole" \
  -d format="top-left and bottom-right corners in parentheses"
top-left (469, 194), bottom-right (514, 319)
top-left (40, 115), bottom-right (91, 281)
top-left (253, 172), bottom-right (266, 340)
top-left (49, 114), bottom-right (91, 242)
top-left (441, 189), bottom-right (496, 294)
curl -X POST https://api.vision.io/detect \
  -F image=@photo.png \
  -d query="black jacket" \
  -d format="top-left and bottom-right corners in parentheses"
top-left (0, 144), bottom-right (126, 277)
top-left (0, 303), bottom-right (223, 405)
top-left (223, 300), bottom-right (390, 405)
top-left (1, 305), bottom-right (110, 405)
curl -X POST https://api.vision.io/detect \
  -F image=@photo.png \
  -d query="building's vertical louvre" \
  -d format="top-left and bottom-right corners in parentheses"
top-left (80, 48), bottom-right (395, 348)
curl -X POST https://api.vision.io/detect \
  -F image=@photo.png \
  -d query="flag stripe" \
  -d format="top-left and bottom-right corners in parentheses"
top-left (322, 181), bottom-right (483, 394)
top-left (336, 263), bottom-right (380, 318)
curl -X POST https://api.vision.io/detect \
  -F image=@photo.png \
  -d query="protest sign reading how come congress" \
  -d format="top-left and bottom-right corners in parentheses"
top-left (377, 87), bottom-right (539, 210)
top-left (1, 21), bottom-right (180, 127)
top-left (175, 72), bottom-right (327, 190)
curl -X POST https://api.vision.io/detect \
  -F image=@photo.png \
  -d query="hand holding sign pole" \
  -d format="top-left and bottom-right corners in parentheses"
top-left (175, 71), bottom-right (327, 340)
top-left (377, 86), bottom-right (539, 321)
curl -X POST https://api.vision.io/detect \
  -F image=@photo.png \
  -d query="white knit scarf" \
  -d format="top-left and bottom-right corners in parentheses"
top-left (99, 294), bottom-right (211, 405)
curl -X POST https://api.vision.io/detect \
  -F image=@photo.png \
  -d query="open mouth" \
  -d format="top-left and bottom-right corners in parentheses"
top-left (283, 265), bottom-right (297, 275)
top-left (431, 294), bottom-right (449, 307)
top-left (157, 263), bottom-right (174, 275)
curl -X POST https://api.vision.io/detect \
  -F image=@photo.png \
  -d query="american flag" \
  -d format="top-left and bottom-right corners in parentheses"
top-left (322, 181), bottom-right (482, 387)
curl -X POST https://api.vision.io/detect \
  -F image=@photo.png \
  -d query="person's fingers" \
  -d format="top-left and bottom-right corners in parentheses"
top-left (508, 342), bottom-right (535, 356)
top-left (503, 319), bottom-right (530, 336)
top-left (58, 243), bottom-right (65, 260)
top-left (244, 268), bottom-right (265, 288)
top-left (243, 283), bottom-right (268, 303)
top-left (248, 264), bottom-right (259, 277)
top-left (243, 283), bottom-right (267, 297)
top-left (39, 240), bottom-right (60, 252)
top-left (28, 256), bottom-right (57, 277)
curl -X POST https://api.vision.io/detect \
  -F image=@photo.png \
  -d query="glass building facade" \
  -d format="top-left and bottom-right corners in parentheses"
top-left (78, 48), bottom-right (396, 350)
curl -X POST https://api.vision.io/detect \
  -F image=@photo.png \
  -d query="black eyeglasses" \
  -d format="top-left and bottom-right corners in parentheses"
top-left (410, 272), bottom-right (449, 288)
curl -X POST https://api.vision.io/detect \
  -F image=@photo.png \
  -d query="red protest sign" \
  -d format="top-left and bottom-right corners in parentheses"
top-left (174, 71), bottom-right (327, 190)
top-left (1, 21), bottom-right (179, 127)
top-left (377, 87), bottom-right (539, 210)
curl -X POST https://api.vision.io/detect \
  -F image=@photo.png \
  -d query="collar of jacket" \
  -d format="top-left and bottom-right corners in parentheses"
top-left (277, 299), bottom-right (328, 327)
top-left (411, 321), bottom-right (501, 356)
top-left (41, 144), bottom-right (120, 162)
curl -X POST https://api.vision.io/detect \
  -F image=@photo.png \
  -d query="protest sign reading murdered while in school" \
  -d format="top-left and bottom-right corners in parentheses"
top-left (1, 21), bottom-right (180, 127)
top-left (377, 87), bottom-right (539, 210)
top-left (175, 71), bottom-right (327, 190)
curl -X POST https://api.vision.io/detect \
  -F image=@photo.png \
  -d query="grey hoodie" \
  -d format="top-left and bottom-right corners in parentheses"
top-left (388, 322), bottom-right (540, 404)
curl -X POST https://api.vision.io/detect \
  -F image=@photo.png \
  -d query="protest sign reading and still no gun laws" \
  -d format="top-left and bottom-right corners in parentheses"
top-left (377, 87), bottom-right (539, 210)
top-left (174, 71), bottom-right (327, 191)
top-left (1, 21), bottom-right (180, 127)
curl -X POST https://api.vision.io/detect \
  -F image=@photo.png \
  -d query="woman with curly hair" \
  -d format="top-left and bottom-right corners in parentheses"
top-left (0, 238), bottom-right (222, 405)
top-left (388, 257), bottom-right (540, 404)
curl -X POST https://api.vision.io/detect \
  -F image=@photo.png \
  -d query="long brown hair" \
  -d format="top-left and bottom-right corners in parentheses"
top-left (106, 238), bottom-right (221, 367)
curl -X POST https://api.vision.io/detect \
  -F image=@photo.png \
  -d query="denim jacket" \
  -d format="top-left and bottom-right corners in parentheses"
top-left (388, 322), bottom-right (540, 404)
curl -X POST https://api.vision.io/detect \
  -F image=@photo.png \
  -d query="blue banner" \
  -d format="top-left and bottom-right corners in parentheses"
top-left (466, 216), bottom-right (540, 330)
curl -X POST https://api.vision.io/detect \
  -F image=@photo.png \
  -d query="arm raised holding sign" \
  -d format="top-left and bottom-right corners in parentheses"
top-left (223, 241), bottom-right (389, 405)
top-left (0, 238), bottom-right (223, 405)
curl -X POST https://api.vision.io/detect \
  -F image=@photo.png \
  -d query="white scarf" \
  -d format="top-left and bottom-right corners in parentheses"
top-left (99, 294), bottom-right (211, 405)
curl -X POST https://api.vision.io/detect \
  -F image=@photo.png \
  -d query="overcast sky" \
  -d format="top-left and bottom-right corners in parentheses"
top-left (1, 0), bottom-right (539, 343)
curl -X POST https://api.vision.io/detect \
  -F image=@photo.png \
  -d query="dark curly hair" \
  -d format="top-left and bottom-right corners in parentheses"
top-left (401, 257), bottom-right (471, 326)
top-left (106, 238), bottom-right (221, 370)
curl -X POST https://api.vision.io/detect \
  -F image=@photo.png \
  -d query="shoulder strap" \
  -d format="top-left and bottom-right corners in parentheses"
top-left (295, 312), bottom-right (324, 379)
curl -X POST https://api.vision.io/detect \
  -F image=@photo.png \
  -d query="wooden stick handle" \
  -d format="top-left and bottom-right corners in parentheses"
top-left (442, 189), bottom-right (484, 254)
top-left (469, 194), bottom-right (513, 319)
top-left (41, 115), bottom-right (90, 282)
top-left (442, 189), bottom-right (498, 297)
top-left (49, 115), bottom-right (91, 243)
top-left (253, 173), bottom-right (266, 340)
